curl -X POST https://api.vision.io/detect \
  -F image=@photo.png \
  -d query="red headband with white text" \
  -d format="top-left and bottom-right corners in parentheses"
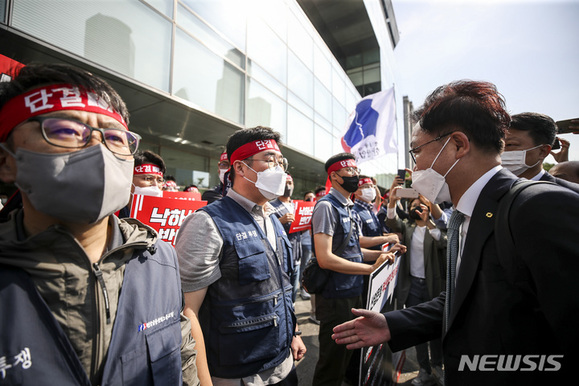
top-left (134, 164), bottom-right (163, 177)
top-left (230, 139), bottom-right (280, 164)
top-left (358, 177), bottom-right (373, 187)
top-left (0, 83), bottom-right (128, 142)
top-left (327, 158), bottom-right (357, 176)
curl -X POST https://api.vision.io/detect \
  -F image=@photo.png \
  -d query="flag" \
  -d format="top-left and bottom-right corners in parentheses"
top-left (341, 87), bottom-right (397, 164)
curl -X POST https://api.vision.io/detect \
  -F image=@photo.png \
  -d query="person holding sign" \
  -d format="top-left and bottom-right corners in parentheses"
top-left (311, 152), bottom-right (398, 386)
top-left (176, 126), bottom-right (306, 385)
top-left (0, 63), bottom-right (198, 385)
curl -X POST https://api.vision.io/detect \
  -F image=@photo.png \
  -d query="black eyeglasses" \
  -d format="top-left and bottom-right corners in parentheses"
top-left (29, 116), bottom-right (141, 157)
top-left (408, 132), bottom-right (452, 164)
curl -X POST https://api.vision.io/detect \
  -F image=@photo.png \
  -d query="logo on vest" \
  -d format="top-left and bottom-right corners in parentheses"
top-left (236, 230), bottom-right (259, 241)
top-left (138, 311), bottom-right (175, 332)
top-left (0, 347), bottom-right (32, 380)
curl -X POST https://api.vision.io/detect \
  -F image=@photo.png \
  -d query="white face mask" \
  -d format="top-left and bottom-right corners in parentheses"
top-left (500, 145), bottom-right (542, 176)
top-left (133, 185), bottom-right (163, 197)
top-left (411, 137), bottom-right (460, 204)
top-left (242, 162), bottom-right (287, 200)
top-left (360, 187), bottom-right (376, 203)
top-left (219, 168), bottom-right (227, 184)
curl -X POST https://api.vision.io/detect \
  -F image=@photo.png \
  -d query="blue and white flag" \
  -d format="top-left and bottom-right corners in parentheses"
top-left (341, 87), bottom-right (397, 164)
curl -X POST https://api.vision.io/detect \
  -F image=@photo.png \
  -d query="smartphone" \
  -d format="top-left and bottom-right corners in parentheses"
top-left (552, 137), bottom-right (561, 150)
top-left (397, 169), bottom-right (406, 181)
top-left (397, 188), bottom-right (419, 199)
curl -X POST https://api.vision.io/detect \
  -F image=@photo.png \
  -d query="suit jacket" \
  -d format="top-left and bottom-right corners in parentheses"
top-left (539, 170), bottom-right (579, 193)
top-left (385, 169), bottom-right (579, 385)
top-left (385, 214), bottom-right (447, 305)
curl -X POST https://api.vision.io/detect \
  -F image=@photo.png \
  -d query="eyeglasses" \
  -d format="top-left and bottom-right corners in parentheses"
top-left (339, 166), bottom-right (361, 175)
top-left (29, 116), bottom-right (141, 157)
top-left (247, 156), bottom-right (289, 172)
top-left (408, 132), bottom-right (452, 164)
top-left (218, 161), bottom-right (230, 169)
top-left (136, 175), bottom-right (165, 185)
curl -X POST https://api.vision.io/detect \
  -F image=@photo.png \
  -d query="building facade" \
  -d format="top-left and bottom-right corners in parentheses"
top-left (0, 0), bottom-right (400, 195)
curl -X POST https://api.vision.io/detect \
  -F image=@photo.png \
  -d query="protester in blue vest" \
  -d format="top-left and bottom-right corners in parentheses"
top-left (352, 175), bottom-right (400, 250)
top-left (311, 153), bottom-right (402, 385)
top-left (176, 126), bottom-right (306, 385)
top-left (0, 63), bottom-right (198, 385)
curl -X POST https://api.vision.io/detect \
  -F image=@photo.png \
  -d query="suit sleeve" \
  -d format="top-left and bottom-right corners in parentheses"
top-left (385, 293), bottom-right (445, 352)
top-left (510, 185), bottom-right (579, 358)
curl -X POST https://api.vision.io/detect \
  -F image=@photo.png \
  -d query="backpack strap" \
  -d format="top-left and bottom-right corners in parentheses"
top-left (495, 179), bottom-right (555, 290)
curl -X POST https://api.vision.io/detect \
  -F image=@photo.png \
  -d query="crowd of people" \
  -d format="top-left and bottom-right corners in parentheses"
top-left (0, 62), bottom-right (578, 386)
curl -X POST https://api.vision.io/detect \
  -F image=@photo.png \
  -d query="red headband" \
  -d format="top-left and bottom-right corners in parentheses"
top-left (230, 139), bottom-right (280, 164)
top-left (327, 158), bottom-right (357, 175)
top-left (0, 83), bottom-right (127, 142)
top-left (358, 177), bottom-right (373, 187)
top-left (286, 174), bottom-right (293, 182)
top-left (134, 164), bottom-right (163, 176)
top-left (220, 151), bottom-right (228, 162)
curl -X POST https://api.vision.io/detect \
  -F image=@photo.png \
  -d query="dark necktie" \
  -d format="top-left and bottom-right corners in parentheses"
top-left (445, 210), bottom-right (465, 332)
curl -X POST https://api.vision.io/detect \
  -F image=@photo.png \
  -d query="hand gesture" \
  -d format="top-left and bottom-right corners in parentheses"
top-left (332, 308), bottom-right (391, 350)
top-left (550, 137), bottom-right (570, 163)
top-left (279, 212), bottom-right (295, 224)
top-left (291, 335), bottom-right (307, 361)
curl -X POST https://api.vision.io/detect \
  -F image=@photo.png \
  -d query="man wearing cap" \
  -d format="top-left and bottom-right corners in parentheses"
top-left (352, 175), bottom-right (399, 250)
top-left (0, 63), bottom-right (198, 385)
top-left (176, 126), bottom-right (306, 385)
top-left (311, 152), bottom-right (398, 385)
top-left (270, 173), bottom-right (303, 302)
top-left (201, 150), bottom-right (230, 203)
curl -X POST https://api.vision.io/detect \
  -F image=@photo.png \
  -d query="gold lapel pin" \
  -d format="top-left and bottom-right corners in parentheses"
top-left (486, 212), bottom-right (493, 218)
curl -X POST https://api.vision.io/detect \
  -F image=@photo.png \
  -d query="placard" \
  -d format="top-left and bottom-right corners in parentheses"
top-left (288, 200), bottom-right (315, 233)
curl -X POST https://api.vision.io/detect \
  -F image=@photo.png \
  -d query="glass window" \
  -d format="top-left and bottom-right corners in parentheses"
top-left (288, 52), bottom-right (313, 106)
top-left (177, 4), bottom-right (244, 69)
top-left (332, 66), bottom-right (346, 106)
top-left (314, 78), bottom-right (332, 123)
top-left (288, 91), bottom-right (313, 119)
top-left (11, 0), bottom-right (172, 92)
top-left (180, 0), bottom-right (247, 51)
top-left (173, 28), bottom-right (244, 124)
top-left (143, 0), bottom-right (173, 18)
top-left (287, 11), bottom-right (313, 68)
top-left (333, 97), bottom-right (347, 130)
top-left (314, 45), bottom-right (332, 91)
top-left (287, 106), bottom-right (313, 155)
top-left (247, 20), bottom-right (287, 85)
top-left (260, 0), bottom-right (288, 41)
top-left (247, 78), bottom-right (287, 138)
top-left (248, 62), bottom-right (286, 100)
top-left (314, 125), bottom-right (333, 161)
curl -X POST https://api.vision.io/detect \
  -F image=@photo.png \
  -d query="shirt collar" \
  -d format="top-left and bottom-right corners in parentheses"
top-left (329, 187), bottom-right (354, 207)
top-left (456, 165), bottom-right (502, 218)
top-left (530, 169), bottom-right (545, 181)
top-left (354, 198), bottom-right (373, 212)
top-left (226, 188), bottom-right (272, 217)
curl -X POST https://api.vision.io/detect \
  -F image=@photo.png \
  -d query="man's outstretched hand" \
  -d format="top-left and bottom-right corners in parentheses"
top-left (332, 308), bottom-right (391, 350)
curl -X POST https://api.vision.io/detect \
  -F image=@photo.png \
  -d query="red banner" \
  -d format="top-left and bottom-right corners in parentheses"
top-left (288, 200), bottom-right (315, 233)
top-left (130, 194), bottom-right (207, 245)
top-left (0, 54), bottom-right (24, 82)
top-left (163, 190), bottom-right (202, 201)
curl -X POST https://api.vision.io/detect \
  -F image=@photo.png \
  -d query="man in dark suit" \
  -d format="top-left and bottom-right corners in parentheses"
top-left (331, 81), bottom-right (579, 385)
top-left (502, 112), bottom-right (579, 193)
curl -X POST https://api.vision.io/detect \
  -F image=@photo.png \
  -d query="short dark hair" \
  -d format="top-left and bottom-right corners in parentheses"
top-left (325, 152), bottom-right (356, 173)
top-left (416, 80), bottom-right (510, 154)
top-left (226, 126), bottom-right (282, 184)
top-left (314, 185), bottom-right (326, 195)
top-left (509, 112), bottom-right (557, 147)
top-left (0, 63), bottom-right (129, 128)
top-left (133, 150), bottom-right (166, 175)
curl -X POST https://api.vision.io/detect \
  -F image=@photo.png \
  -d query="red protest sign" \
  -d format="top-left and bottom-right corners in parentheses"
top-left (0, 54), bottom-right (24, 82)
top-left (130, 194), bottom-right (207, 246)
top-left (289, 200), bottom-right (315, 233)
top-left (163, 190), bottom-right (202, 201)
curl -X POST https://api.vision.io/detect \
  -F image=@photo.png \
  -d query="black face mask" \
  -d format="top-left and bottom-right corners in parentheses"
top-left (409, 207), bottom-right (423, 220)
top-left (337, 174), bottom-right (360, 193)
top-left (283, 185), bottom-right (294, 197)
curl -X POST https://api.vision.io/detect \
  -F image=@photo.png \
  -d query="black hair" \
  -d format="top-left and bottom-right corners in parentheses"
top-left (417, 80), bottom-right (510, 154)
top-left (133, 150), bottom-right (166, 174)
top-left (226, 126), bottom-right (282, 184)
top-left (509, 112), bottom-right (557, 147)
top-left (0, 63), bottom-right (129, 126)
top-left (314, 185), bottom-right (326, 195)
top-left (324, 152), bottom-right (356, 173)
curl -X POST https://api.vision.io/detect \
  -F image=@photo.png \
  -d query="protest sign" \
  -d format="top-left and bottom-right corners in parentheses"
top-left (288, 200), bottom-right (315, 233)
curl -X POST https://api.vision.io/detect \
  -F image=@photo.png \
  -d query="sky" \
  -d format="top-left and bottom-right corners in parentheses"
top-left (390, 0), bottom-right (579, 163)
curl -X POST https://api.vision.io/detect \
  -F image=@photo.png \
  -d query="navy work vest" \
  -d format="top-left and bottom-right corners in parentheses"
top-left (0, 242), bottom-right (183, 385)
top-left (200, 197), bottom-right (295, 378)
top-left (315, 193), bottom-right (364, 299)
top-left (353, 201), bottom-right (382, 250)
